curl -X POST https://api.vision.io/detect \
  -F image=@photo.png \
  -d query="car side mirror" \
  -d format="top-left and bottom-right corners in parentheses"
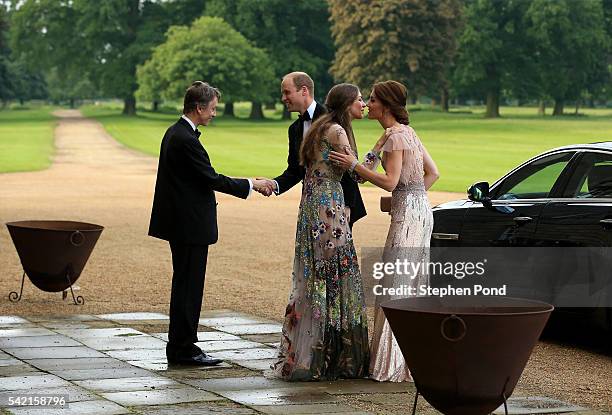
top-left (467, 182), bottom-right (492, 206)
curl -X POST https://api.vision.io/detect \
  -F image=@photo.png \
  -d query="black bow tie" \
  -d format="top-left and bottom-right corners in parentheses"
top-left (194, 129), bottom-right (201, 138)
top-left (299, 111), bottom-right (311, 122)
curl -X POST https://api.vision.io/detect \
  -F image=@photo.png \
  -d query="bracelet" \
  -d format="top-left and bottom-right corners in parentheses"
top-left (349, 159), bottom-right (359, 172)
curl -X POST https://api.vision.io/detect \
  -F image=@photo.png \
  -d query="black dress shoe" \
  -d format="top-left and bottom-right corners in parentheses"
top-left (167, 352), bottom-right (222, 366)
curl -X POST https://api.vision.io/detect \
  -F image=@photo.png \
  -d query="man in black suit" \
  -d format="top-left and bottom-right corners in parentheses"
top-left (260, 72), bottom-right (366, 227)
top-left (149, 81), bottom-right (271, 366)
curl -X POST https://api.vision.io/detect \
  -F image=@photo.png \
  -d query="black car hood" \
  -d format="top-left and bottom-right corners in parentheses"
top-left (433, 199), bottom-right (471, 210)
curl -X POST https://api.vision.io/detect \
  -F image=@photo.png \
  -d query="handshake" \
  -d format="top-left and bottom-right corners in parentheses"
top-left (251, 178), bottom-right (277, 197)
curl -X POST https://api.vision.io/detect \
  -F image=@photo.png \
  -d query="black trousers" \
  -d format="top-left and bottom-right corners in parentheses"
top-left (167, 242), bottom-right (208, 359)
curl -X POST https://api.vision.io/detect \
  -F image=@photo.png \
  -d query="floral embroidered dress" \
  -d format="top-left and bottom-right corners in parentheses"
top-left (271, 123), bottom-right (369, 381)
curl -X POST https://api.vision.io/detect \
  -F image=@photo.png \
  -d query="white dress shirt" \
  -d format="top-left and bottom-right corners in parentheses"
top-left (302, 99), bottom-right (317, 139)
top-left (181, 115), bottom-right (252, 196)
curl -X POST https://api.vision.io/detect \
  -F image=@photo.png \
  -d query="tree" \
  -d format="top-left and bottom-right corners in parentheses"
top-left (329, 0), bottom-right (462, 111)
top-left (1, 2), bottom-right (48, 106)
top-left (525, 0), bottom-right (609, 115)
top-left (136, 17), bottom-right (275, 110)
top-left (453, 0), bottom-right (535, 118)
top-left (45, 67), bottom-right (95, 108)
top-left (205, 0), bottom-right (334, 119)
top-left (10, 0), bottom-right (87, 105)
top-left (0, 3), bottom-right (11, 105)
top-left (10, 0), bottom-right (182, 115)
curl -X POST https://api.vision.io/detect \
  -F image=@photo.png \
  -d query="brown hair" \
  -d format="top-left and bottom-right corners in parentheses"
top-left (300, 83), bottom-right (359, 167)
top-left (284, 71), bottom-right (314, 96)
top-left (372, 80), bottom-right (409, 125)
top-left (183, 81), bottom-right (221, 114)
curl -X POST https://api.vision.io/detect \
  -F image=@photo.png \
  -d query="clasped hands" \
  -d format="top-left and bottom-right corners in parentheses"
top-left (252, 178), bottom-right (276, 196)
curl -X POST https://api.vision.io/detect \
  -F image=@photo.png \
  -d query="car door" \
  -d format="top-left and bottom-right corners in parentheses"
top-left (537, 150), bottom-right (612, 247)
top-left (460, 151), bottom-right (576, 246)
top-left (536, 150), bottom-right (612, 330)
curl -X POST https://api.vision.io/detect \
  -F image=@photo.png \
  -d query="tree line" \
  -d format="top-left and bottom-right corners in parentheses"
top-left (1, 0), bottom-right (610, 118)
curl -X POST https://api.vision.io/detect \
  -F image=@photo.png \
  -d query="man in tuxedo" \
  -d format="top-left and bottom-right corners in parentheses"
top-left (149, 81), bottom-right (271, 366)
top-left (261, 72), bottom-right (366, 227)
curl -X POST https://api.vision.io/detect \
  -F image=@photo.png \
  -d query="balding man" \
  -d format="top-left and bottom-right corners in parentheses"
top-left (263, 72), bottom-right (366, 227)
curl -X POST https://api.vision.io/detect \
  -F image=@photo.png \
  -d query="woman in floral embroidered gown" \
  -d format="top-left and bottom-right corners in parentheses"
top-left (271, 83), bottom-right (369, 381)
top-left (330, 80), bottom-right (440, 382)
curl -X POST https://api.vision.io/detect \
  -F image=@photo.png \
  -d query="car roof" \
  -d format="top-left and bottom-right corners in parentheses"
top-left (549, 142), bottom-right (612, 152)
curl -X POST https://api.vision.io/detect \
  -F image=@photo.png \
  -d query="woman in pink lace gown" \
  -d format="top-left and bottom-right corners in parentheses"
top-left (330, 80), bottom-right (439, 382)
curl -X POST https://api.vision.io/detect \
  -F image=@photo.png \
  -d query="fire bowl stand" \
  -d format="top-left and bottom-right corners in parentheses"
top-left (9, 268), bottom-right (85, 305)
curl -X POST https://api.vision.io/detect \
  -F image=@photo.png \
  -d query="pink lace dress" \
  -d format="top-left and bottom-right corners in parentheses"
top-left (364, 124), bottom-right (433, 382)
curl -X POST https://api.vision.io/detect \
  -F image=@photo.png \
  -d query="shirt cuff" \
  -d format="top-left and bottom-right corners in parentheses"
top-left (273, 180), bottom-right (280, 195)
top-left (247, 178), bottom-right (253, 198)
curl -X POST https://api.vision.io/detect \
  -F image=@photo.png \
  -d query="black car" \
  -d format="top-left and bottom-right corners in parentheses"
top-left (431, 143), bottom-right (612, 331)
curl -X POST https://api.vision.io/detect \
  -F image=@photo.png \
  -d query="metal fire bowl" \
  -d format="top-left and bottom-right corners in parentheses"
top-left (382, 296), bottom-right (553, 415)
top-left (6, 220), bottom-right (104, 292)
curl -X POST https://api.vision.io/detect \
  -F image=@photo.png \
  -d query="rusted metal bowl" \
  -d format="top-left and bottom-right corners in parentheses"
top-left (6, 220), bottom-right (103, 292)
top-left (382, 296), bottom-right (553, 415)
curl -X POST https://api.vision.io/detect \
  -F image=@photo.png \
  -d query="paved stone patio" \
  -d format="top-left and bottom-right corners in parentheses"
top-left (0, 311), bottom-right (606, 415)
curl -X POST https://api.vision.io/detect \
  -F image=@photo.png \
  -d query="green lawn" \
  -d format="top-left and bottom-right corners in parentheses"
top-left (0, 107), bottom-right (56, 173)
top-left (83, 103), bottom-right (612, 193)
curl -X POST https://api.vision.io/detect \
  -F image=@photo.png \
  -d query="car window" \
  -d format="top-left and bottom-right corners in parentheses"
top-left (494, 152), bottom-right (574, 200)
top-left (562, 152), bottom-right (612, 198)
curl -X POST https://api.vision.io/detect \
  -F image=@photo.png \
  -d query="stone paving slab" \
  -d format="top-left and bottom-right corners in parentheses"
top-left (5, 346), bottom-right (107, 360)
top-left (75, 375), bottom-right (182, 393)
top-left (0, 317), bottom-right (28, 325)
top-left (218, 388), bottom-right (341, 406)
top-left (197, 340), bottom-right (265, 353)
top-left (208, 348), bottom-right (278, 361)
top-left (199, 317), bottom-right (276, 327)
top-left (184, 376), bottom-right (318, 392)
top-left (318, 379), bottom-right (412, 395)
top-left (0, 374), bottom-right (69, 390)
top-left (24, 315), bottom-right (101, 322)
top-left (216, 324), bottom-right (282, 336)
top-left (26, 357), bottom-right (131, 372)
top-left (132, 401), bottom-right (258, 414)
top-left (0, 335), bottom-right (81, 349)
top-left (151, 331), bottom-right (241, 342)
top-left (38, 322), bottom-right (92, 330)
top-left (0, 384), bottom-right (98, 403)
top-left (0, 363), bottom-right (40, 377)
top-left (0, 352), bottom-right (15, 361)
top-left (234, 359), bottom-right (277, 371)
top-left (199, 310), bottom-right (248, 319)
top-left (104, 348), bottom-right (166, 361)
top-left (492, 396), bottom-right (587, 414)
top-left (0, 328), bottom-right (55, 338)
top-left (50, 366), bottom-right (154, 381)
top-left (251, 403), bottom-right (373, 414)
top-left (55, 327), bottom-right (145, 339)
top-left (0, 358), bottom-right (22, 367)
top-left (0, 324), bottom-right (38, 331)
top-left (97, 312), bottom-right (170, 321)
top-left (127, 359), bottom-right (233, 371)
top-left (80, 335), bottom-right (167, 351)
top-left (5, 399), bottom-right (130, 415)
top-left (241, 334), bottom-right (282, 344)
top-left (101, 387), bottom-right (222, 406)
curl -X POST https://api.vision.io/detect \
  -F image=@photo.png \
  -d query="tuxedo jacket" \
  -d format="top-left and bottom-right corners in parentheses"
top-left (274, 102), bottom-right (367, 225)
top-left (149, 118), bottom-right (250, 245)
